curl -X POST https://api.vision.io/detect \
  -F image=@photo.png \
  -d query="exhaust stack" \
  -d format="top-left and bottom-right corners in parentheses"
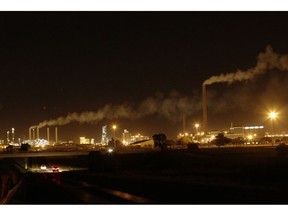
top-left (47, 127), bottom-right (50, 144)
top-left (29, 128), bottom-right (32, 140)
top-left (32, 128), bottom-right (35, 140)
top-left (55, 127), bottom-right (58, 144)
top-left (202, 83), bottom-right (208, 134)
top-left (36, 127), bottom-right (40, 140)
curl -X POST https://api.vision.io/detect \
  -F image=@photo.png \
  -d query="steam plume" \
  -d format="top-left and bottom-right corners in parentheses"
top-left (204, 46), bottom-right (288, 85)
top-left (36, 91), bottom-right (198, 128)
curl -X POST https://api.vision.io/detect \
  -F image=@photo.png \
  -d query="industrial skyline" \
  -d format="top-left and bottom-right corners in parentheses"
top-left (1, 12), bottom-right (288, 142)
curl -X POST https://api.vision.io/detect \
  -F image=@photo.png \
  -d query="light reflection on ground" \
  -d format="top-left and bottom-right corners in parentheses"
top-left (29, 167), bottom-right (88, 173)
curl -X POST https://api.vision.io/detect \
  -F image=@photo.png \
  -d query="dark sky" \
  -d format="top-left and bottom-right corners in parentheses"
top-left (1, 11), bottom-right (288, 142)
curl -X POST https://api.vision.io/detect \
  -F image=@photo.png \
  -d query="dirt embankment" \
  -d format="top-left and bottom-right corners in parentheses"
top-left (0, 161), bottom-right (22, 204)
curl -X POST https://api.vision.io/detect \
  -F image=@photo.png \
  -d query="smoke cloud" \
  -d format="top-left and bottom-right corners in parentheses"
top-left (36, 91), bottom-right (200, 128)
top-left (203, 45), bottom-right (288, 85)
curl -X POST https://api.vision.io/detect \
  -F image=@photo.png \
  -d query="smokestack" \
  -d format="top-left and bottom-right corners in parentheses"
top-left (182, 113), bottom-right (186, 133)
top-left (29, 128), bottom-right (31, 140)
top-left (55, 127), bottom-right (58, 144)
top-left (202, 83), bottom-right (208, 134)
top-left (36, 127), bottom-right (40, 140)
top-left (32, 128), bottom-right (35, 140)
top-left (47, 127), bottom-right (50, 144)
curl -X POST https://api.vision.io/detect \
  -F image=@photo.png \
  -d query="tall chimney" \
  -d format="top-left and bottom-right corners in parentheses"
top-left (202, 83), bottom-right (208, 134)
top-left (182, 113), bottom-right (186, 133)
top-left (36, 127), bottom-right (40, 140)
top-left (47, 127), bottom-right (50, 144)
top-left (29, 127), bottom-right (32, 140)
top-left (55, 127), bottom-right (58, 144)
top-left (32, 128), bottom-right (35, 140)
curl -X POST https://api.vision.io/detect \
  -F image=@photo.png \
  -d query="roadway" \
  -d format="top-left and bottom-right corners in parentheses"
top-left (7, 172), bottom-right (154, 204)
top-left (6, 152), bottom-right (154, 204)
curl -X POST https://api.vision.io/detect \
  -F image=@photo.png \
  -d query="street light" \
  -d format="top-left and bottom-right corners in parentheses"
top-left (268, 111), bottom-right (278, 145)
top-left (268, 111), bottom-right (278, 134)
top-left (195, 123), bottom-right (199, 142)
top-left (7, 131), bottom-right (10, 144)
top-left (12, 128), bottom-right (15, 143)
top-left (112, 125), bottom-right (117, 138)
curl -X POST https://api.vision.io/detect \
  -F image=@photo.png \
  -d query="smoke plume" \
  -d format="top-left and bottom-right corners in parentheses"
top-left (203, 45), bottom-right (288, 85)
top-left (36, 91), bottom-right (200, 128)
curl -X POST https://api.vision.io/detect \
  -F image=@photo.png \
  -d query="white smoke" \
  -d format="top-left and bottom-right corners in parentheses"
top-left (36, 91), bottom-right (199, 128)
top-left (204, 46), bottom-right (288, 85)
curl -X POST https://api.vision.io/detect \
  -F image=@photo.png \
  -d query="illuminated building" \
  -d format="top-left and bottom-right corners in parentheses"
top-left (121, 130), bottom-right (150, 145)
top-left (131, 133), bottom-right (149, 143)
top-left (34, 139), bottom-right (49, 146)
top-left (80, 137), bottom-right (90, 144)
top-left (7, 131), bottom-right (10, 144)
top-left (122, 129), bottom-right (131, 145)
top-left (226, 125), bottom-right (264, 139)
top-left (101, 125), bottom-right (108, 145)
top-left (12, 128), bottom-right (15, 143)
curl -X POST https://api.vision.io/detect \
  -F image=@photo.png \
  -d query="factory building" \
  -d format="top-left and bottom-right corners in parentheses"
top-left (130, 133), bottom-right (150, 143)
top-left (226, 125), bottom-right (265, 139)
top-left (122, 129), bottom-right (131, 145)
top-left (101, 125), bottom-right (108, 145)
top-left (80, 137), bottom-right (94, 144)
top-left (121, 129), bottom-right (150, 145)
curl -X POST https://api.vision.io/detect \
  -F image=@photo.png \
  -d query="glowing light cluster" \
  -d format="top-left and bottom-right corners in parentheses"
top-left (33, 139), bottom-right (49, 146)
top-left (244, 126), bottom-right (264, 130)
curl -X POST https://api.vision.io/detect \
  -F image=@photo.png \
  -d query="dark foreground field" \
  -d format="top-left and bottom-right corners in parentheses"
top-left (81, 146), bottom-right (288, 204)
top-left (6, 146), bottom-right (288, 204)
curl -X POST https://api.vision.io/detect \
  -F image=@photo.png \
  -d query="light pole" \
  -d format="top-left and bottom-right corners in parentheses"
top-left (112, 125), bottom-right (117, 138)
top-left (195, 123), bottom-right (199, 142)
top-left (268, 111), bottom-right (278, 145)
top-left (12, 128), bottom-right (15, 144)
top-left (112, 125), bottom-right (117, 148)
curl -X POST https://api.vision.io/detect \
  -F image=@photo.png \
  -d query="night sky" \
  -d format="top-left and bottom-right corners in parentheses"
top-left (1, 11), bottom-right (288, 142)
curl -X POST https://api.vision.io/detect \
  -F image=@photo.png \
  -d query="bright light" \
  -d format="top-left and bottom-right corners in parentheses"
top-left (247, 135), bottom-right (253, 140)
top-left (112, 125), bottom-right (117, 138)
top-left (268, 111), bottom-right (278, 120)
top-left (195, 123), bottom-right (199, 128)
top-left (107, 148), bottom-right (113, 153)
